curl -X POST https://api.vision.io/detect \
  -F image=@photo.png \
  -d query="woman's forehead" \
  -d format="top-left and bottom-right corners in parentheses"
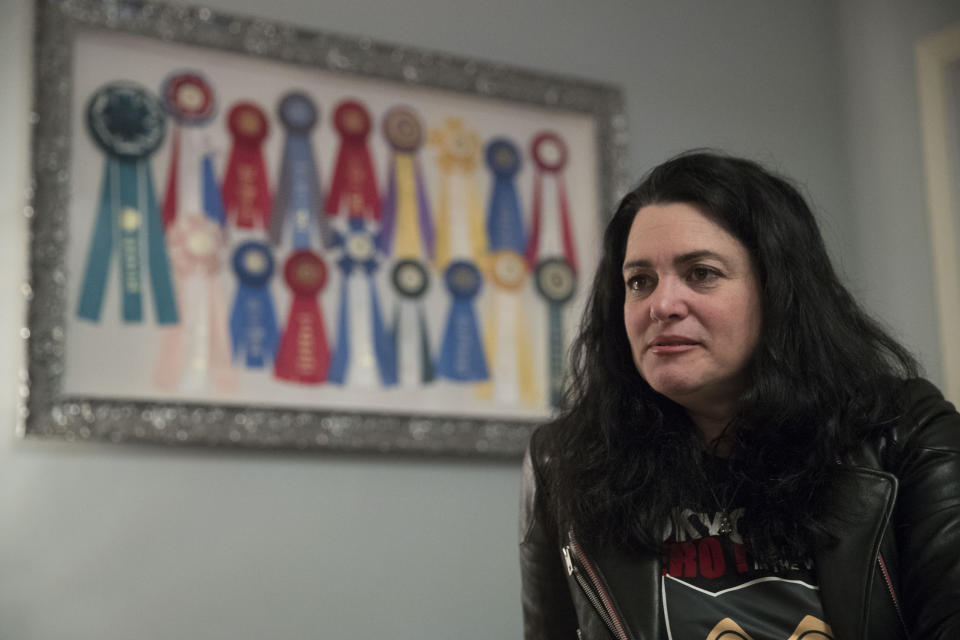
top-left (624, 203), bottom-right (749, 263)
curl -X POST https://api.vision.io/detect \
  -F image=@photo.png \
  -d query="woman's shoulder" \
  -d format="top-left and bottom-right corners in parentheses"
top-left (525, 420), bottom-right (562, 469)
top-left (844, 378), bottom-right (957, 470)
top-left (890, 377), bottom-right (960, 451)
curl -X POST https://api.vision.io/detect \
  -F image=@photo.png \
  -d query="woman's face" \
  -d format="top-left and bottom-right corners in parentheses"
top-left (621, 202), bottom-right (762, 415)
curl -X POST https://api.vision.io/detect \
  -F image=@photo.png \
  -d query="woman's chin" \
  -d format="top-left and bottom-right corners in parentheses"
top-left (645, 376), bottom-right (701, 406)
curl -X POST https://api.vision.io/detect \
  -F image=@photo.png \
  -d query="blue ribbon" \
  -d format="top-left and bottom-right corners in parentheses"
top-left (77, 158), bottom-right (177, 324)
top-left (202, 153), bottom-right (226, 225)
top-left (144, 165), bottom-right (178, 324)
top-left (270, 92), bottom-right (332, 250)
top-left (436, 260), bottom-right (488, 382)
top-left (485, 138), bottom-right (526, 252)
top-left (327, 268), bottom-right (351, 384)
top-left (328, 225), bottom-right (397, 385)
top-left (369, 272), bottom-right (397, 385)
top-left (77, 164), bottom-right (116, 322)
top-left (230, 242), bottom-right (279, 368)
top-left (117, 162), bottom-right (144, 321)
top-left (78, 81), bottom-right (177, 325)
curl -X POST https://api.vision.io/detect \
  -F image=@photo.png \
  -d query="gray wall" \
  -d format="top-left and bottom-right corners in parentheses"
top-left (0, 1), bottom-right (954, 638)
top-left (838, 0), bottom-right (960, 383)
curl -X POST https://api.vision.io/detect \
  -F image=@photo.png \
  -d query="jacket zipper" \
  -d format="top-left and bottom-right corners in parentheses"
top-left (877, 552), bottom-right (910, 639)
top-left (564, 532), bottom-right (631, 640)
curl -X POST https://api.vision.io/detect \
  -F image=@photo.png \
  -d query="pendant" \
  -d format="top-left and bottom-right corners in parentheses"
top-left (718, 510), bottom-right (733, 535)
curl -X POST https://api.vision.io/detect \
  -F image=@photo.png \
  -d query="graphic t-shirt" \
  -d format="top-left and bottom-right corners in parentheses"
top-left (660, 500), bottom-right (834, 639)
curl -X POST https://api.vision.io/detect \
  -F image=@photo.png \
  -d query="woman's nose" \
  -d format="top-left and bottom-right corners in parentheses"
top-left (649, 278), bottom-right (688, 322)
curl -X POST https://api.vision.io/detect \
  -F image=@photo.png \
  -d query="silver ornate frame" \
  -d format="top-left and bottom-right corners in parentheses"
top-left (23, 0), bottom-right (628, 456)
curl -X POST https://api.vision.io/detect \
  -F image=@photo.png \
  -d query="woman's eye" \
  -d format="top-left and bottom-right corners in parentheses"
top-left (688, 266), bottom-right (720, 284)
top-left (626, 275), bottom-right (651, 292)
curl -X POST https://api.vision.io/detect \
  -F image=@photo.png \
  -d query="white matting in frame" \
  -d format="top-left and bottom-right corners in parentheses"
top-left (24, 0), bottom-right (628, 456)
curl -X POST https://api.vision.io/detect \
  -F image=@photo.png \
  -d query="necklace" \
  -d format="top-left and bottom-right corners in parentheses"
top-left (704, 465), bottom-right (744, 535)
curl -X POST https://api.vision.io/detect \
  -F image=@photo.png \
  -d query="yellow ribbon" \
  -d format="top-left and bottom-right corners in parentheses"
top-left (393, 154), bottom-right (422, 259)
top-left (514, 298), bottom-right (537, 404)
top-left (477, 251), bottom-right (538, 404)
top-left (429, 118), bottom-right (487, 271)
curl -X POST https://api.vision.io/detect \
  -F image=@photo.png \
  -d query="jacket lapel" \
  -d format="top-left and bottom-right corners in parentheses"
top-left (588, 546), bottom-right (660, 640)
top-left (814, 467), bottom-right (897, 640)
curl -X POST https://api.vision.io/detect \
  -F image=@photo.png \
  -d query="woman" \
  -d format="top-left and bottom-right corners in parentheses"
top-left (520, 151), bottom-right (960, 640)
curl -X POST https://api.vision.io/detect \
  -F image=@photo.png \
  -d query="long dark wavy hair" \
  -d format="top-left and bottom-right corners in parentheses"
top-left (542, 150), bottom-right (918, 559)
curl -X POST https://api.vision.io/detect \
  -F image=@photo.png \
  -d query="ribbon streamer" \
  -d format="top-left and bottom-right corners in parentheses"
top-left (77, 81), bottom-right (178, 325)
top-left (153, 215), bottom-right (235, 392)
top-left (270, 91), bottom-right (334, 250)
top-left (484, 138), bottom-right (526, 253)
top-left (428, 118), bottom-right (487, 271)
top-left (478, 251), bottom-right (537, 404)
top-left (379, 106), bottom-right (434, 260)
top-left (324, 100), bottom-right (380, 223)
top-left (534, 257), bottom-right (577, 407)
top-left (328, 222), bottom-right (397, 386)
top-left (160, 71), bottom-right (224, 229)
top-left (230, 241), bottom-right (280, 368)
top-left (436, 260), bottom-right (489, 382)
top-left (222, 102), bottom-right (271, 229)
top-left (525, 131), bottom-right (578, 273)
top-left (390, 259), bottom-right (435, 387)
top-left (274, 251), bottom-right (331, 384)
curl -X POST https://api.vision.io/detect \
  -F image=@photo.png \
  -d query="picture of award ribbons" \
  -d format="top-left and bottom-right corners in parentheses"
top-left (478, 250), bottom-right (537, 405)
top-left (67, 59), bottom-right (596, 418)
top-left (77, 81), bottom-right (178, 325)
top-left (428, 118), bottom-right (487, 271)
top-left (230, 241), bottom-right (280, 369)
top-left (270, 91), bottom-right (334, 250)
top-left (328, 222), bottom-right (397, 387)
top-left (390, 259), bottom-right (435, 387)
top-left (153, 215), bottom-right (235, 392)
top-left (222, 101), bottom-right (272, 229)
top-left (534, 257), bottom-right (577, 407)
top-left (379, 106), bottom-right (434, 260)
top-left (160, 71), bottom-right (224, 229)
top-left (484, 138), bottom-right (526, 253)
top-left (436, 260), bottom-right (489, 382)
top-left (274, 250), bottom-right (332, 384)
top-left (324, 99), bottom-right (380, 223)
top-left (525, 131), bottom-right (578, 274)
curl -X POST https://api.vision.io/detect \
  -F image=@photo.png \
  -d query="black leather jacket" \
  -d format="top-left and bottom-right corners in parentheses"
top-left (519, 379), bottom-right (960, 640)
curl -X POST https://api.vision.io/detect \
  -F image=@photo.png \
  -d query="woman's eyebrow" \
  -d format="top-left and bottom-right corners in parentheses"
top-left (673, 250), bottom-right (727, 266)
top-left (622, 250), bottom-right (727, 272)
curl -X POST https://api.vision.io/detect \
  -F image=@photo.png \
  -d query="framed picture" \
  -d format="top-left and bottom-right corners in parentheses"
top-left (23, 0), bottom-right (628, 456)
top-left (917, 21), bottom-right (960, 404)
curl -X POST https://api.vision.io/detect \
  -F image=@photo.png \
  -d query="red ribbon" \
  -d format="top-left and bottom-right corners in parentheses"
top-left (324, 100), bottom-right (380, 221)
top-left (525, 131), bottom-right (578, 274)
top-left (222, 102), bottom-right (272, 229)
top-left (161, 72), bottom-right (216, 229)
top-left (274, 250), bottom-right (331, 384)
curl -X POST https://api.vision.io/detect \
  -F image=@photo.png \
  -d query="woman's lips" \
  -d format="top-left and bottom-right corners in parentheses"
top-left (647, 335), bottom-right (700, 354)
